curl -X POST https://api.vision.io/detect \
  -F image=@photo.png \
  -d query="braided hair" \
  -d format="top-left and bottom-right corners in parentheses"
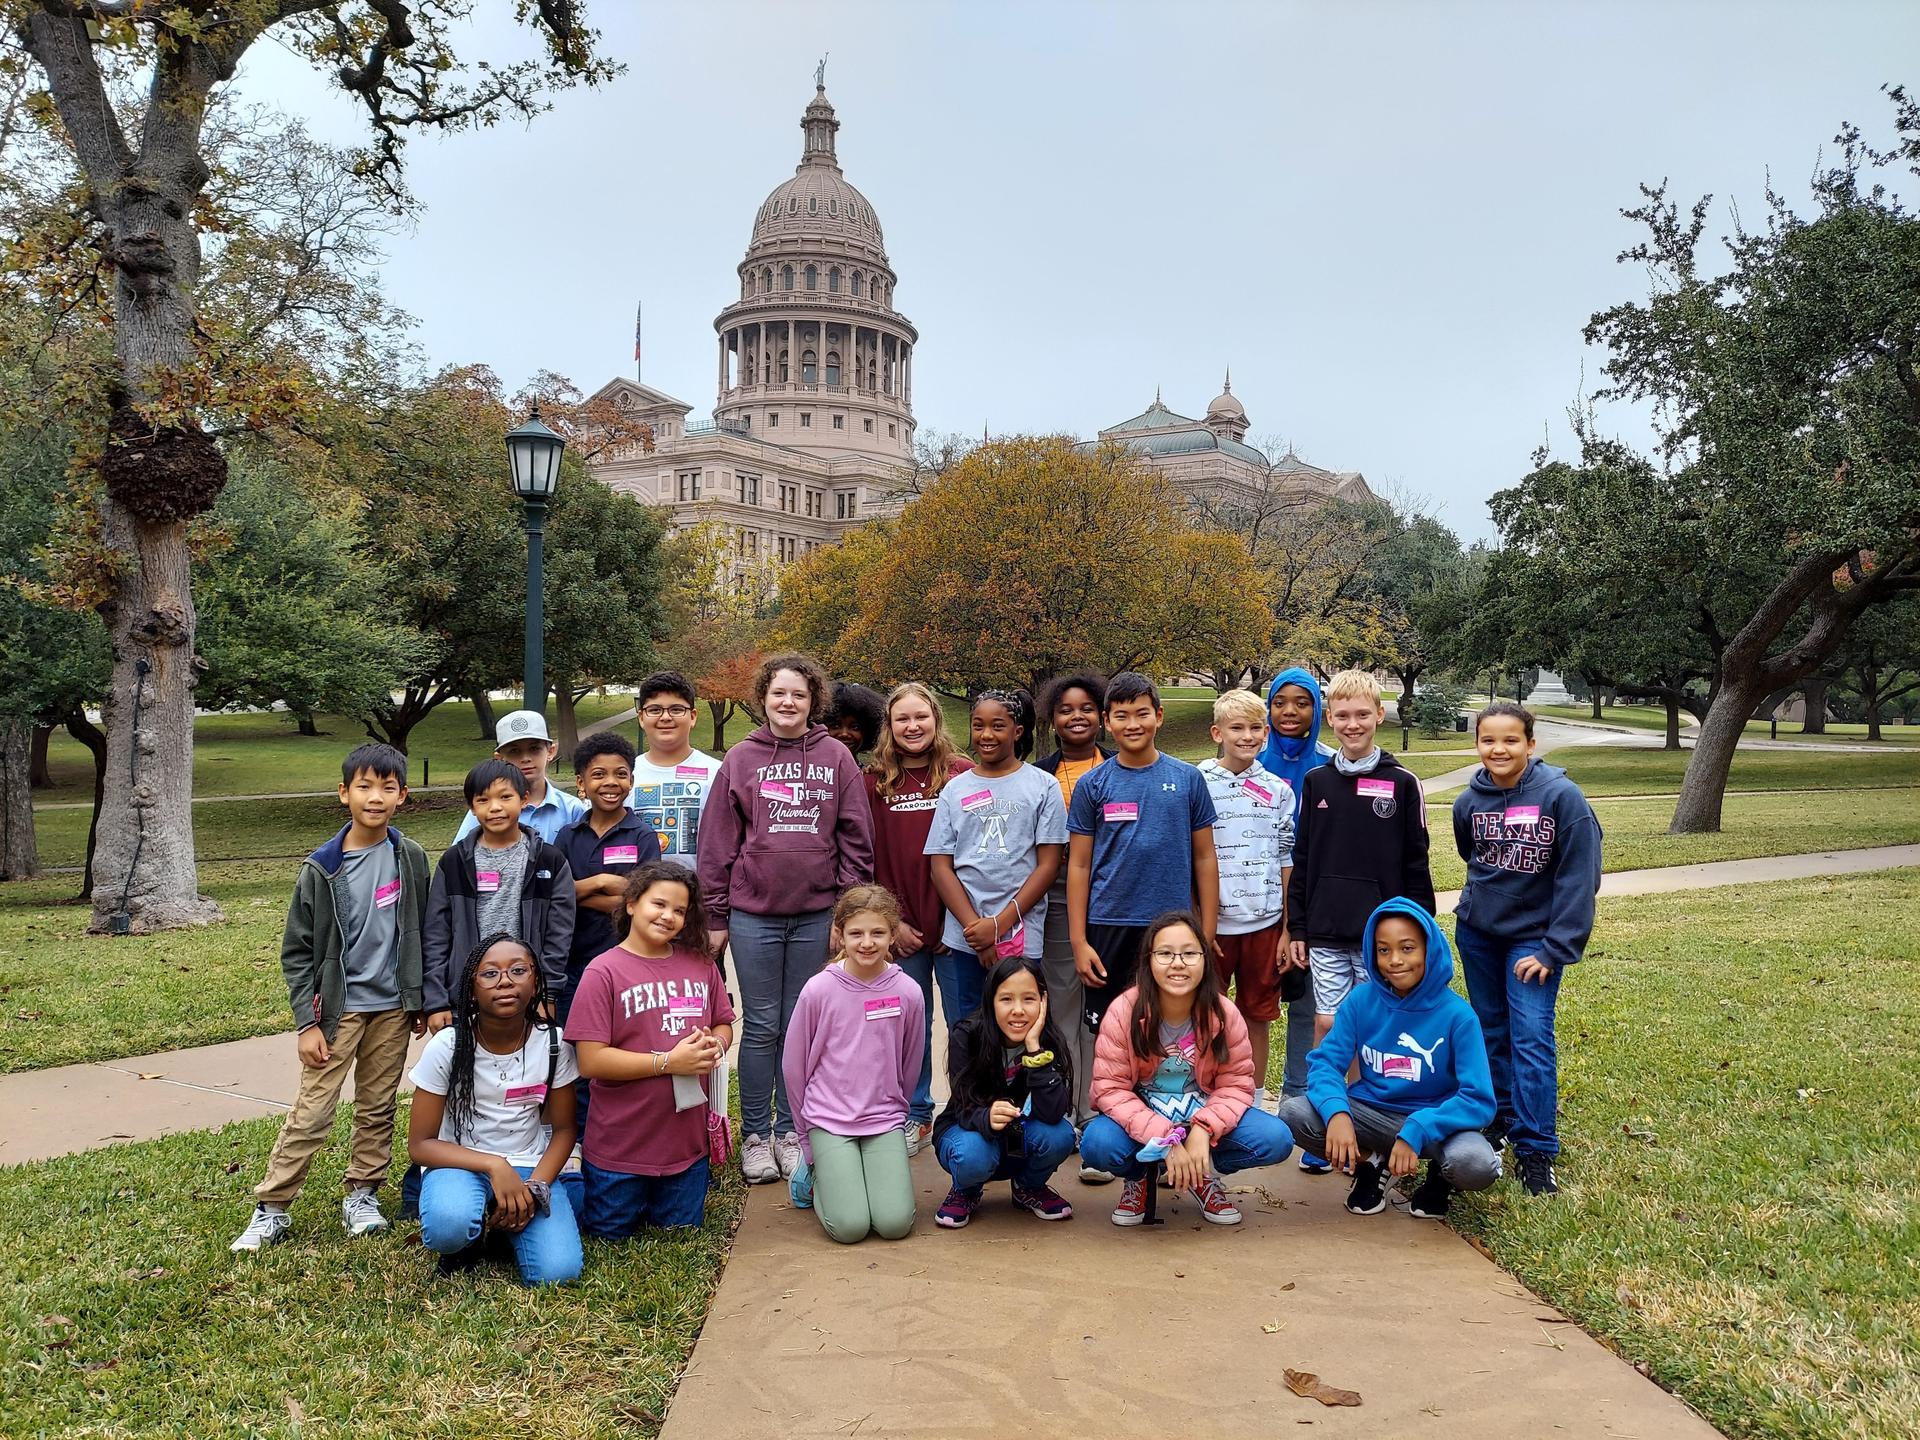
top-left (970, 686), bottom-right (1037, 761)
top-left (443, 932), bottom-right (552, 1146)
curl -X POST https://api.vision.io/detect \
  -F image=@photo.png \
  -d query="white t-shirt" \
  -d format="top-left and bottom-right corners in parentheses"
top-left (627, 748), bottom-right (720, 859)
top-left (410, 1024), bottom-right (580, 1168)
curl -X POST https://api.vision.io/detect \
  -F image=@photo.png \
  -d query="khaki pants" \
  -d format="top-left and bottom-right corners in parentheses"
top-left (255, 1009), bottom-right (411, 1206)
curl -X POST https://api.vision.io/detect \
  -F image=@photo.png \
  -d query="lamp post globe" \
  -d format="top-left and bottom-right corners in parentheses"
top-left (506, 403), bottom-right (566, 715)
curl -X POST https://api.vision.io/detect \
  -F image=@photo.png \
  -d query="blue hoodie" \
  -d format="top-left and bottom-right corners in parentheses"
top-left (1259, 668), bottom-right (1335, 812)
top-left (1451, 758), bottom-right (1603, 969)
top-left (1306, 898), bottom-right (1494, 1152)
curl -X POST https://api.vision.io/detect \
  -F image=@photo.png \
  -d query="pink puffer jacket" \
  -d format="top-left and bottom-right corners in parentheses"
top-left (1090, 987), bottom-right (1255, 1144)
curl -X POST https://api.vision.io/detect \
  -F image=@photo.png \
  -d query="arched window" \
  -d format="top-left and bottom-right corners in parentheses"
top-left (851, 271), bottom-right (863, 297)
top-left (782, 265), bottom-right (794, 292)
top-left (808, 196), bottom-right (817, 214)
top-left (825, 351), bottom-right (841, 387)
top-left (763, 267), bottom-right (773, 293)
top-left (778, 349), bottom-right (790, 382)
top-left (804, 265), bottom-right (817, 291)
top-left (829, 199), bottom-right (838, 216)
top-left (742, 272), bottom-right (753, 298)
top-left (828, 267), bottom-right (841, 293)
top-left (867, 361), bottom-right (878, 391)
top-left (801, 349), bottom-right (818, 384)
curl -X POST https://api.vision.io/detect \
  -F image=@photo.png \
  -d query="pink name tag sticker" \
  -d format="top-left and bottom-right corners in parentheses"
top-left (1103, 801), bottom-right (1139, 823)
top-left (373, 877), bottom-right (402, 909)
top-left (1505, 805), bottom-right (1542, 826)
top-left (1356, 778), bottom-right (1396, 799)
top-left (760, 781), bottom-right (799, 803)
top-left (475, 870), bottom-right (501, 894)
top-left (959, 788), bottom-right (994, 813)
top-left (603, 844), bottom-right (640, 865)
top-left (863, 997), bottom-right (903, 1021)
top-left (1244, 780), bottom-right (1273, 806)
top-left (675, 764), bottom-right (707, 777)
top-left (503, 1083), bottom-right (547, 1106)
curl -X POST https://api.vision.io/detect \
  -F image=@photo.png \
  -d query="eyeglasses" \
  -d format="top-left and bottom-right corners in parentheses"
top-left (641, 705), bottom-right (695, 719)
top-left (477, 964), bottom-right (535, 985)
top-left (1150, 949), bottom-right (1206, 965)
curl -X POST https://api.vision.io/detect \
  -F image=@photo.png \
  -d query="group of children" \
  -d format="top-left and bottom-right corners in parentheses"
top-left (233, 657), bottom-right (1602, 1280)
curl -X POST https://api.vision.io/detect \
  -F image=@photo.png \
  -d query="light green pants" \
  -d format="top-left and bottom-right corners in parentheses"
top-left (808, 1128), bottom-right (915, 1244)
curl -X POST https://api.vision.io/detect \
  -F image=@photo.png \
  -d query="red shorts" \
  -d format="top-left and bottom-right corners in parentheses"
top-left (1213, 927), bottom-right (1283, 1023)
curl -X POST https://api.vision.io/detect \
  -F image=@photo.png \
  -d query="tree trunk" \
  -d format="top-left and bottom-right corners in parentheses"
top-left (30, 723), bottom-right (53, 788)
top-left (294, 709), bottom-right (320, 737)
top-left (88, 503), bottom-right (220, 932)
top-left (0, 718), bottom-right (37, 880)
top-left (472, 691), bottom-right (497, 740)
top-left (1670, 673), bottom-right (1766, 833)
top-left (554, 683), bottom-right (580, 760)
top-left (1591, 691), bottom-right (1603, 720)
top-left (708, 699), bottom-right (733, 752)
top-left (67, 710), bottom-right (107, 902)
top-left (1800, 676), bottom-right (1829, 734)
top-left (1664, 696), bottom-right (1681, 751)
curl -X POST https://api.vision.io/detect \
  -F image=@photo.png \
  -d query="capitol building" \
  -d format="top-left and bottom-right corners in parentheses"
top-left (588, 81), bottom-right (1367, 566)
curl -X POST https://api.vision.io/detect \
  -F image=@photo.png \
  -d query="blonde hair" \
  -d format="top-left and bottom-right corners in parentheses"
top-left (833, 884), bottom-right (903, 940)
top-left (869, 682), bottom-right (962, 801)
top-left (1324, 669), bottom-right (1384, 707)
top-left (1211, 688), bottom-right (1266, 726)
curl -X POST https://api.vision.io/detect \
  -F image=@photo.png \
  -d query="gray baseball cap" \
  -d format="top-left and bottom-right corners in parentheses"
top-left (494, 710), bottom-right (552, 745)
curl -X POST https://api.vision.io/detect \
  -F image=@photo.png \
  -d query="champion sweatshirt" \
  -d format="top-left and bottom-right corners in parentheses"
top-left (781, 961), bottom-right (927, 1164)
top-left (1306, 898), bottom-right (1495, 1152)
top-left (1451, 758), bottom-right (1603, 969)
top-left (697, 723), bottom-right (875, 926)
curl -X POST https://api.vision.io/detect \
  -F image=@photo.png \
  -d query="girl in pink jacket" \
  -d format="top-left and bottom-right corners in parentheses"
top-left (1080, 911), bottom-right (1295, 1226)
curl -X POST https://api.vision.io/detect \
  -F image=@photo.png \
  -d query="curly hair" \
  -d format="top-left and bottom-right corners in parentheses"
top-left (615, 859), bottom-right (713, 960)
top-left (751, 653), bottom-right (832, 725)
top-left (970, 686), bottom-right (1037, 762)
top-left (444, 933), bottom-right (552, 1146)
top-left (871, 681), bottom-right (964, 801)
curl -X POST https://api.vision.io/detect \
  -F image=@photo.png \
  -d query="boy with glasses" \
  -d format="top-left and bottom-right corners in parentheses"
top-left (629, 671), bottom-right (720, 860)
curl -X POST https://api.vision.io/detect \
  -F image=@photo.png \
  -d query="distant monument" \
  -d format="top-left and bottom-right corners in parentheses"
top-left (1530, 669), bottom-right (1574, 706)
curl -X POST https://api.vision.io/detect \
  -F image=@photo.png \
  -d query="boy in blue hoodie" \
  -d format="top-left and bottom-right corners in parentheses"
top-left (1451, 702), bottom-right (1603, 1197)
top-left (1279, 898), bottom-right (1498, 1219)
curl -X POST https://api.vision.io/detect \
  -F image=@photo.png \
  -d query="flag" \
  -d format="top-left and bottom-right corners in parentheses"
top-left (633, 300), bottom-right (643, 374)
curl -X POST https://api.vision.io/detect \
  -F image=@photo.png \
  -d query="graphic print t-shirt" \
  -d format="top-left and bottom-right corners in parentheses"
top-left (410, 1023), bottom-right (579, 1168)
top-left (924, 764), bottom-right (1068, 959)
top-left (1066, 755), bottom-right (1218, 926)
top-left (628, 749), bottom-right (720, 858)
top-left (564, 944), bottom-right (737, 1175)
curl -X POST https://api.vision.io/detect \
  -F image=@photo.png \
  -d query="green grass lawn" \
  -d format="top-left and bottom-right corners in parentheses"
top-left (1532, 702), bottom-right (1920, 747)
top-left (0, 1109), bottom-right (747, 1438)
top-left (1551, 745), bottom-right (1920, 797)
top-left (1446, 871), bottom-right (1920, 1440)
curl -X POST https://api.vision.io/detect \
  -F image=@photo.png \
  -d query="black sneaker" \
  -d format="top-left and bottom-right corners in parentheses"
top-left (434, 1244), bottom-right (485, 1276)
top-left (1344, 1160), bottom-right (1387, 1215)
top-left (1483, 1119), bottom-right (1510, 1153)
top-left (1517, 1152), bottom-right (1558, 1196)
top-left (1407, 1167), bottom-right (1454, 1219)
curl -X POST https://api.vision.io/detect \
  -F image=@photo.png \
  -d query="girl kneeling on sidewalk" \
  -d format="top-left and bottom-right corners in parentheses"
top-left (932, 956), bottom-right (1078, 1229)
top-left (1080, 912), bottom-right (1294, 1227)
top-left (408, 934), bottom-right (582, 1286)
top-left (783, 886), bottom-right (927, 1243)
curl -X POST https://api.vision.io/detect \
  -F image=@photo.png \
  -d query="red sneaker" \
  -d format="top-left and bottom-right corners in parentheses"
top-left (1189, 1174), bottom-right (1243, 1226)
top-left (1111, 1177), bottom-right (1148, 1227)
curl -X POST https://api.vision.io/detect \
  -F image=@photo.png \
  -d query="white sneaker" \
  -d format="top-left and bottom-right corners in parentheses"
top-left (231, 1204), bottom-right (291, 1252)
top-left (741, 1133), bottom-right (779, 1184)
top-left (774, 1132), bottom-right (803, 1179)
top-left (904, 1120), bottom-right (932, 1157)
top-left (341, 1187), bottom-right (389, 1237)
top-left (1078, 1161), bottom-right (1116, 1184)
top-left (1254, 1087), bottom-right (1273, 1113)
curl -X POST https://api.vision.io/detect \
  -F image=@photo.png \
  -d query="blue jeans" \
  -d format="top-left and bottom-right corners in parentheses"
top-left (1077, 1108), bottom-right (1294, 1181)
top-left (1455, 921), bottom-right (1562, 1157)
top-left (934, 947), bottom-right (988, 1033)
top-left (419, 1165), bottom-right (583, 1287)
top-left (582, 1157), bottom-right (711, 1236)
top-left (896, 947), bottom-right (937, 1126)
top-left (730, 908), bottom-right (832, 1138)
top-left (935, 1118), bottom-right (1077, 1191)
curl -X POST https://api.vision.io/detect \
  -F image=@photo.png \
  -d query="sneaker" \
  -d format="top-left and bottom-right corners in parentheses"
top-left (1517, 1152), bottom-right (1559, 1196)
top-left (774, 1132), bottom-right (803, 1180)
top-left (342, 1187), bottom-right (389, 1237)
top-left (1078, 1161), bottom-right (1116, 1184)
top-left (904, 1121), bottom-right (932, 1158)
top-left (1299, 1150), bottom-right (1332, 1174)
top-left (935, 1185), bottom-right (982, 1229)
top-left (1110, 1176), bottom-right (1149, 1227)
top-left (741, 1133), bottom-right (779, 1185)
top-left (1408, 1167), bottom-right (1454, 1219)
top-left (1344, 1160), bottom-right (1387, 1215)
top-left (435, 1243), bottom-right (485, 1276)
top-left (1012, 1182), bottom-right (1074, 1222)
top-left (1188, 1174), bottom-right (1243, 1226)
top-left (230, 1204), bottom-right (291, 1252)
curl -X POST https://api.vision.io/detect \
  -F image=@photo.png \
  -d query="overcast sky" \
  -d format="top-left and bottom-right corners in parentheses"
top-left (238, 0), bottom-right (1916, 538)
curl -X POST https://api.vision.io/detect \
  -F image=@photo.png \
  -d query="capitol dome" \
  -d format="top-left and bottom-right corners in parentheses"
top-left (745, 87), bottom-right (889, 263)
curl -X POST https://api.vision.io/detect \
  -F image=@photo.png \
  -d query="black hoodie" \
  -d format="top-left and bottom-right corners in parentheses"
top-left (1285, 751), bottom-right (1435, 946)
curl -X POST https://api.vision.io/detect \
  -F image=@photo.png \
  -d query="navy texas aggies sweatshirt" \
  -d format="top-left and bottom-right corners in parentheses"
top-left (1450, 758), bottom-right (1603, 968)
top-left (1285, 750), bottom-right (1436, 946)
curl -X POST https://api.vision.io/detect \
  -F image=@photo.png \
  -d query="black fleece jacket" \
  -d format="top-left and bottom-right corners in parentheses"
top-left (422, 824), bottom-right (576, 1014)
top-left (933, 1010), bottom-right (1072, 1144)
top-left (1285, 752), bottom-right (1436, 946)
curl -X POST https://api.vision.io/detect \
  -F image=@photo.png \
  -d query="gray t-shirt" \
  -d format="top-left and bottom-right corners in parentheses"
top-left (337, 842), bottom-right (401, 1012)
top-left (923, 763), bottom-right (1068, 959)
top-left (474, 835), bottom-right (529, 941)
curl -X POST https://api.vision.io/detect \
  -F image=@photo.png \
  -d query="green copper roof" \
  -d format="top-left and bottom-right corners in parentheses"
top-left (1106, 398), bottom-right (1196, 431)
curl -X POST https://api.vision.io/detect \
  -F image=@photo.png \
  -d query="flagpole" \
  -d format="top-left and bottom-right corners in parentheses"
top-left (634, 300), bottom-right (643, 382)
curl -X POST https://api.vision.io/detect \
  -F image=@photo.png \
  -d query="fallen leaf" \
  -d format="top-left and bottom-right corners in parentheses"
top-left (1280, 1281), bottom-right (1296, 1291)
top-left (510, 1337), bottom-right (537, 1355)
top-left (137, 1072), bottom-right (165, 1081)
top-left (223, 1161), bottom-right (241, 1174)
top-left (40, 1315), bottom-right (73, 1328)
top-left (1262, 1321), bottom-right (1283, 1334)
top-left (285, 1395), bottom-right (304, 1426)
top-left (80, 1359), bottom-right (118, 1372)
top-left (1173, 1271), bottom-right (1185, 1279)
top-left (1284, 1368), bottom-right (1362, 1408)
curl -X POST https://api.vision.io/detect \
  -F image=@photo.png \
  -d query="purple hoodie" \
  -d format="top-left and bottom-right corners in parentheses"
top-left (697, 723), bottom-right (876, 926)
top-left (782, 961), bottom-right (926, 1163)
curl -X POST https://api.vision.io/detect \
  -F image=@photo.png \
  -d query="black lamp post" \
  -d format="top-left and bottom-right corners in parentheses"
top-left (506, 403), bottom-right (566, 714)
